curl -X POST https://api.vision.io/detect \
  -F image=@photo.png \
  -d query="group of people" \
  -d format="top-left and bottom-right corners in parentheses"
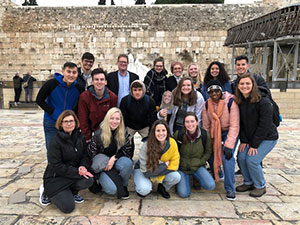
top-left (35, 52), bottom-right (278, 213)
top-left (13, 71), bottom-right (36, 105)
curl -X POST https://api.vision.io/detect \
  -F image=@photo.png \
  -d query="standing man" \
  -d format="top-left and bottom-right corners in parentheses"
top-left (106, 54), bottom-right (139, 107)
top-left (231, 55), bottom-right (269, 92)
top-left (13, 72), bottom-right (23, 106)
top-left (23, 71), bottom-right (36, 103)
top-left (77, 52), bottom-right (95, 90)
top-left (36, 62), bottom-right (84, 152)
top-left (78, 68), bottom-right (117, 142)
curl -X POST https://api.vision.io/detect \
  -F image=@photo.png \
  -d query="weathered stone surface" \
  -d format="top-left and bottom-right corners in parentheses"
top-left (87, 216), bottom-right (129, 225)
top-left (130, 216), bottom-right (167, 225)
top-left (99, 199), bottom-right (139, 216)
top-left (179, 218), bottom-right (219, 225)
top-left (233, 202), bottom-right (279, 220)
top-left (141, 200), bottom-right (238, 218)
top-left (220, 219), bottom-right (272, 224)
top-left (14, 216), bottom-right (65, 225)
top-left (268, 203), bottom-right (300, 221)
top-left (271, 220), bottom-right (300, 225)
top-left (18, 166), bottom-right (31, 175)
top-left (9, 190), bottom-right (26, 204)
top-left (0, 168), bottom-right (17, 178)
top-left (271, 183), bottom-right (300, 196)
top-left (279, 196), bottom-right (300, 203)
top-left (1, 178), bottom-right (41, 197)
top-left (0, 198), bottom-right (42, 215)
top-left (0, 215), bottom-right (18, 225)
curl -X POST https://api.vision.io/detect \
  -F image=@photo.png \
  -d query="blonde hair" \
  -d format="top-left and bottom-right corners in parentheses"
top-left (160, 90), bottom-right (174, 110)
top-left (100, 107), bottom-right (125, 149)
top-left (188, 63), bottom-right (202, 87)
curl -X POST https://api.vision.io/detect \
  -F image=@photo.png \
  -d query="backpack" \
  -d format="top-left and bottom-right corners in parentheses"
top-left (176, 128), bottom-right (207, 151)
top-left (269, 97), bottom-right (281, 127)
top-left (22, 80), bottom-right (29, 88)
top-left (205, 97), bottom-right (234, 112)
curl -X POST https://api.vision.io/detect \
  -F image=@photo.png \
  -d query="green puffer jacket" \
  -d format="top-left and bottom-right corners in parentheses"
top-left (173, 128), bottom-right (212, 174)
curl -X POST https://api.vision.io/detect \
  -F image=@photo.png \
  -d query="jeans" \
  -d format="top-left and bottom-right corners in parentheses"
top-left (208, 131), bottom-right (239, 193)
top-left (99, 156), bottom-right (133, 195)
top-left (176, 167), bottom-right (215, 198)
top-left (237, 140), bottom-right (278, 189)
top-left (43, 119), bottom-right (57, 157)
top-left (25, 88), bottom-right (33, 102)
top-left (50, 177), bottom-right (93, 213)
top-left (133, 169), bottom-right (181, 196)
top-left (14, 88), bottom-right (21, 102)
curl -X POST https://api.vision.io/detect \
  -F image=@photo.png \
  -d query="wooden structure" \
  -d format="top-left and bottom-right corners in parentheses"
top-left (225, 3), bottom-right (300, 88)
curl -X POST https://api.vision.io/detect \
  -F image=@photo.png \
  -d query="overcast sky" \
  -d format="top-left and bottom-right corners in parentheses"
top-left (12, 0), bottom-right (254, 6)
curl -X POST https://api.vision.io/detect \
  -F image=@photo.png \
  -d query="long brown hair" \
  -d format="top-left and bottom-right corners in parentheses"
top-left (173, 77), bottom-right (197, 106)
top-left (182, 112), bottom-right (199, 145)
top-left (235, 74), bottom-right (261, 104)
top-left (146, 120), bottom-right (171, 172)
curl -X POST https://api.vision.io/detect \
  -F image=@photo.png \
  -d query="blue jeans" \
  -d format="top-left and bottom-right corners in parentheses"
top-left (176, 167), bottom-right (215, 198)
top-left (133, 169), bottom-right (181, 196)
top-left (99, 156), bottom-right (133, 195)
top-left (43, 119), bottom-right (57, 158)
top-left (237, 140), bottom-right (278, 189)
top-left (208, 131), bottom-right (239, 193)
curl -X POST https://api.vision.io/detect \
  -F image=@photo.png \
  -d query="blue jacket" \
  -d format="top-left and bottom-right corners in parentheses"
top-left (36, 73), bottom-right (84, 122)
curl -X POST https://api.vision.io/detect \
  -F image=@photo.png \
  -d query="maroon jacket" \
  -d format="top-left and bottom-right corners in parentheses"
top-left (78, 86), bottom-right (117, 141)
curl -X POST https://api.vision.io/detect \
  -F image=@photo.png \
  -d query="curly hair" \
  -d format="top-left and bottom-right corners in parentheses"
top-left (146, 120), bottom-right (171, 172)
top-left (234, 74), bottom-right (261, 104)
top-left (173, 77), bottom-right (197, 106)
top-left (203, 61), bottom-right (230, 85)
top-left (100, 107), bottom-right (125, 149)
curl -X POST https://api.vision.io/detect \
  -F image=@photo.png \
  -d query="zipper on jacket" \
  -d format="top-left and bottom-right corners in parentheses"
top-left (64, 87), bottom-right (69, 110)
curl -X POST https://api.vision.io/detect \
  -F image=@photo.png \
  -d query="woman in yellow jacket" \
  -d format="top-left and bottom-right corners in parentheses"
top-left (133, 120), bottom-right (181, 199)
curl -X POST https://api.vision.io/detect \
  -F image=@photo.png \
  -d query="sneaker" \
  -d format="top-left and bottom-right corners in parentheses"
top-left (39, 184), bottom-right (51, 206)
top-left (74, 194), bottom-right (84, 203)
top-left (250, 187), bottom-right (266, 197)
top-left (14, 102), bottom-right (18, 106)
top-left (235, 169), bottom-right (242, 176)
top-left (236, 184), bottom-right (255, 192)
top-left (121, 186), bottom-right (129, 200)
top-left (226, 191), bottom-right (236, 201)
top-left (157, 183), bottom-right (170, 199)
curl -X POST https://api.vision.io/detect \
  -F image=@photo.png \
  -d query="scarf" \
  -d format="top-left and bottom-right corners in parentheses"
top-left (186, 128), bottom-right (198, 142)
top-left (207, 98), bottom-right (224, 182)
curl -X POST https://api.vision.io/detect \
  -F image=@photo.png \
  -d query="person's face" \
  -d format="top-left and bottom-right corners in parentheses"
top-left (181, 80), bottom-right (193, 95)
top-left (117, 57), bottom-right (128, 72)
top-left (82, 58), bottom-right (94, 72)
top-left (155, 124), bottom-right (168, 144)
top-left (235, 59), bottom-right (250, 76)
top-left (163, 92), bottom-right (172, 104)
top-left (238, 77), bottom-right (253, 97)
top-left (184, 115), bottom-right (198, 134)
top-left (154, 61), bottom-right (164, 73)
top-left (188, 65), bottom-right (198, 78)
top-left (208, 89), bottom-right (222, 102)
top-left (62, 66), bottom-right (78, 85)
top-left (92, 73), bottom-right (107, 92)
top-left (210, 64), bottom-right (220, 78)
top-left (173, 64), bottom-right (183, 77)
top-left (61, 115), bottom-right (76, 135)
top-left (132, 87), bottom-right (143, 100)
top-left (109, 112), bottom-right (121, 131)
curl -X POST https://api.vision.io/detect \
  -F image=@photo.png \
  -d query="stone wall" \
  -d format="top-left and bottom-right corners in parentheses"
top-left (0, 4), bottom-right (276, 81)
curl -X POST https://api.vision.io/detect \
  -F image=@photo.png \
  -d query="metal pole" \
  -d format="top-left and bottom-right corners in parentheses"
top-left (263, 44), bottom-right (268, 79)
top-left (272, 40), bottom-right (278, 81)
top-left (292, 40), bottom-right (299, 81)
top-left (247, 44), bottom-right (252, 73)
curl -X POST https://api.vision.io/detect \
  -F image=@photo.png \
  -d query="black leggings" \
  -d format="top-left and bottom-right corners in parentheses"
top-left (50, 177), bottom-right (93, 213)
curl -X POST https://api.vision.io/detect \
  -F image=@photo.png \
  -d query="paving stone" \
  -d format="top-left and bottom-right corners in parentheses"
top-left (281, 174), bottom-right (300, 183)
top-left (130, 216), bottom-right (167, 225)
top-left (141, 200), bottom-right (238, 218)
top-left (9, 190), bottom-right (26, 204)
top-left (271, 220), bottom-right (300, 225)
top-left (14, 216), bottom-right (65, 225)
top-left (171, 192), bottom-right (222, 201)
top-left (0, 215), bottom-right (18, 225)
top-left (279, 196), bottom-right (300, 203)
top-left (178, 218), bottom-right (219, 225)
top-left (87, 216), bottom-right (129, 225)
top-left (265, 174), bottom-right (290, 183)
top-left (220, 219), bottom-right (272, 224)
top-left (0, 198), bottom-right (42, 215)
top-left (1, 178), bottom-right (41, 197)
top-left (258, 195), bottom-right (282, 203)
top-left (0, 168), bottom-right (17, 178)
top-left (0, 159), bottom-right (22, 169)
top-left (271, 183), bottom-right (300, 195)
top-left (18, 166), bottom-right (31, 175)
top-left (267, 203), bottom-right (300, 220)
top-left (233, 202), bottom-right (279, 220)
top-left (0, 178), bottom-right (11, 187)
top-left (99, 199), bottom-right (139, 216)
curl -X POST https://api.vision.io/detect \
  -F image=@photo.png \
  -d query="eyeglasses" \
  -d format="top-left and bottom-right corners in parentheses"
top-left (62, 120), bottom-right (75, 124)
top-left (208, 90), bottom-right (221, 94)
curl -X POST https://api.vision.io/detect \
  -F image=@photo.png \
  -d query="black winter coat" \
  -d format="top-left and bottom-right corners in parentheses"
top-left (239, 95), bottom-right (278, 148)
top-left (43, 129), bottom-right (90, 198)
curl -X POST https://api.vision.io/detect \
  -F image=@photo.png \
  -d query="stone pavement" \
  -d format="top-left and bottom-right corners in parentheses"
top-left (0, 109), bottom-right (300, 225)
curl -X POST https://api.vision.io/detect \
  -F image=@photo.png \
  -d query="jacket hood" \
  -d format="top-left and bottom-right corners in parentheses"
top-left (258, 86), bottom-right (270, 97)
top-left (130, 80), bottom-right (146, 98)
top-left (54, 73), bottom-right (77, 87)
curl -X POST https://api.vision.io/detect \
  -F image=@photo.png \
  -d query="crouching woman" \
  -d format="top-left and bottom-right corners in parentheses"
top-left (133, 120), bottom-right (181, 199)
top-left (42, 110), bottom-right (94, 213)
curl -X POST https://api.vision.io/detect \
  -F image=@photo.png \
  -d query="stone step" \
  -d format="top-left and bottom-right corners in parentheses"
top-left (9, 101), bottom-right (39, 109)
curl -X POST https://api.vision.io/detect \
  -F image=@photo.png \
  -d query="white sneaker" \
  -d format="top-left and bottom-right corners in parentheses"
top-left (39, 184), bottom-right (51, 206)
